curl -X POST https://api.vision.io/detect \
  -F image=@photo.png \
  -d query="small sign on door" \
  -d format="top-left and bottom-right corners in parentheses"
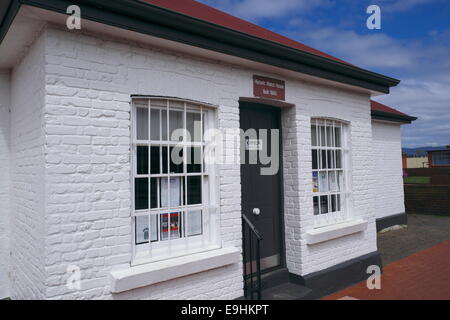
top-left (246, 138), bottom-right (263, 151)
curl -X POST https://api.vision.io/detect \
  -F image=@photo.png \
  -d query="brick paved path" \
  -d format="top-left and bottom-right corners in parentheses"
top-left (323, 240), bottom-right (450, 300)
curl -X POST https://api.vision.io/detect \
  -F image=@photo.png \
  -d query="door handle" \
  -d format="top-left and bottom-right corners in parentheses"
top-left (252, 208), bottom-right (260, 216)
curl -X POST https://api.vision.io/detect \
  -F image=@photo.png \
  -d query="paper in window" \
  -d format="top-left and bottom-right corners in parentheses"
top-left (160, 213), bottom-right (181, 241)
top-left (160, 177), bottom-right (182, 208)
top-left (312, 172), bottom-right (319, 192)
top-left (319, 172), bottom-right (328, 192)
top-left (135, 216), bottom-right (149, 245)
top-left (329, 172), bottom-right (339, 192)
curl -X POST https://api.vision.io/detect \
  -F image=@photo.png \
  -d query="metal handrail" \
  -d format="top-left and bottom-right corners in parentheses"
top-left (242, 214), bottom-right (263, 300)
top-left (242, 214), bottom-right (263, 240)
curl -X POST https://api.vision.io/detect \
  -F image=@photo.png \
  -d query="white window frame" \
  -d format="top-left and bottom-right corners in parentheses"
top-left (311, 118), bottom-right (352, 228)
top-left (131, 97), bottom-right (220, 266)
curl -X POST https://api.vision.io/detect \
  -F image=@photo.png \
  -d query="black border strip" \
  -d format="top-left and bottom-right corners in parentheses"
top-left (0, 0), bottom-right (19, 43)
top-left (290, 251), bottom-right (382, 299)
top-left (376, 213), bottom-right (408, 232)
top-left (1, 0), bottom-right (400, 94)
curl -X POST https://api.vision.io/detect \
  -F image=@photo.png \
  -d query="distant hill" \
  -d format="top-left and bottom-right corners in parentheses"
top-left (402, 146), bottom-right (448, 157)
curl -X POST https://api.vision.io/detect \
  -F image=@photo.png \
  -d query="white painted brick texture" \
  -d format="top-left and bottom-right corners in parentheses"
top-left (42, 27), bottom-right (243, 299)
top-left (9, 33), bottom-right (47, 299)
top-left (371, 121), bottom-right (405, 219)
top-left (0, 71), bottom-right (11, 299)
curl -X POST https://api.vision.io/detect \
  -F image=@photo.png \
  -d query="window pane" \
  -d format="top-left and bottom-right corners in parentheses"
top-left (135, 215), bottom-right (148, 245)
top-left (311, 125), bottom-right (317, 146)
top-left (335, 127), bottom-right (341, 147)
top-left (329, 171), bottom-right (340, 192)
top-left (320, 126), bottom-right (326, 146)
top-left (162, 146), bottom-right (168, 174)
top-left (337, 171), bottom-right (342, 191)
top-left (186, 210), bottom-right (202, 236)
top-left (150, 178), bottom-right (158, 209)
top-left (170, 146), bottom-right (184, 174)
top-left (150, 109), bottom-right (160, 140)
top-left (160, 213), bottom-right (182, 241)
top-left (312, 171), bottom-right (319, 192)
top-left (312, 149), bottom-right (318, 170)
top-left (169, 110), bottom-right (183, 141)
top-left (135, 215), bottom-right (157, 245)
top-left (326, 125), bottom-right (333, 147)
top-left (137, 146), bottom-right (148, 174)
top-left (187, 112), bottom-right (201, 142)
top-left (135, 178), bottom-right (148, 210)
top-left (313, 196), bottom-right (319, 215)
top-left (327, 150), bottom-right (335, 169)
top-left (187, 147), bottom-right (202, 173)
top-left (160, 177), bottom-right (183, 208)
top-left (320, 195), bottom-right (328, 214)
top-left (331, 194), bottom-right (337, 213)
top-left (336, 150), bottom-right (342, 168)
top-left (187, 176), bottom-right (202, 205)
top-left (161, 109), bottom-right (168, 141)
top-left (320, 150), bottom-right (327, 169)
top-left (150, 146), bottom-right (160, 174)
top-left (319, 172), bottom-right (328, 192)
top-left (136, 108), bottom-right (148, 140)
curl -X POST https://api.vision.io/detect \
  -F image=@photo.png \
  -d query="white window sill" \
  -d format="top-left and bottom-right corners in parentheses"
top-left (305, 219), bottom-right (367, 245)
top-left (109, 247), bottom-right (240, 293)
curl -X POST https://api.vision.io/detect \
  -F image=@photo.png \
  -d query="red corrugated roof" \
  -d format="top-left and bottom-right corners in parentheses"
top-left (370, 100), bottom-right (408, 116)
top-left (141, 0), bottom-right (349, 64)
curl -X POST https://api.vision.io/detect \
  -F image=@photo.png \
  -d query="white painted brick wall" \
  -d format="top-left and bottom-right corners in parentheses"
top-left (6, 23), bottom-right (386, 298)
top-left (282, 84), bottom-right (377, 276)
top-left (9, 32), bottom-right (47, 299)
top-left (0, 70), bottom-right (11, 299)
top-left (371, 121), bottom-right (405, 219)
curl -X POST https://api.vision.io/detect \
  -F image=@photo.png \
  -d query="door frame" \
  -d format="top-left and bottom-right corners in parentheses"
top-left (239, 101), bottom-right (287, 273)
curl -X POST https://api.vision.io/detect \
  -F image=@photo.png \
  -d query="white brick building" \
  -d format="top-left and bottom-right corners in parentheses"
top-left (0, 1), bottom-right (416, 300)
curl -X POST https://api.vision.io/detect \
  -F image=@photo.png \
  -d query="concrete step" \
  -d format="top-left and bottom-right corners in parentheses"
top-left (244, 268), bottom-right (313, 300)
top-left (261, 282), bottom-right (313, 300)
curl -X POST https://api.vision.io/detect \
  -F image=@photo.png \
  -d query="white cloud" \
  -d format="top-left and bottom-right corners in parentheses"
top-left (200, 0), bottom-right (331, 21)
top-left (379, 0), bottom-right (444, 13)
top-left (293, 28), bottom-right (418, 69)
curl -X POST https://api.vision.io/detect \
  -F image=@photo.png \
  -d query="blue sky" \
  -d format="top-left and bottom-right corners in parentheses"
top-left (199, 0), bottom-right (450, 148)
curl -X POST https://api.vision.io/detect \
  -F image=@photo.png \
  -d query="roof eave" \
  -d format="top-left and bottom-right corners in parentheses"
top-left (371, 110), bottom-right (417, 124)
top-left (1, 0), bottom-right (400, 93)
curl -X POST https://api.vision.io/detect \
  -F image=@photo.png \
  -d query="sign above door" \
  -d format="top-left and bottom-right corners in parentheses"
top-left (253, 75), bottom-right (285, 101)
